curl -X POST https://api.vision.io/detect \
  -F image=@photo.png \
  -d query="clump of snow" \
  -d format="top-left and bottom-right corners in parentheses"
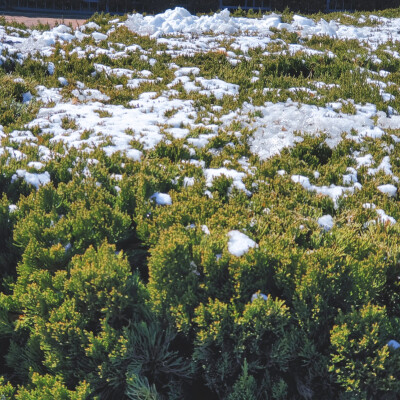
top-left (94, 63), bottom-right (135, 78)
top-left (47, 62), bottom-right (55, 75)
top-left (183, 177), bottom-right (195, 187)
top-left (376, 209), bottom-right (396, 225)
top-left (150, 192), bottom-right (172, 205)
top-left (58, 77), bottom-right (68, 86)
top-left (387, 340), bottom-right (400, 350)
top-left (292, 175), bottom-right (312, 189)
top-left (175, 67), bottom-right (200, 77)
top-left (82, 22), bottom-right (101, 31)
top-left (227, 230), bottom-right (258, 257)
top-left (251, 292), bottom-right (268, 302)
top-left (363, 203), bottom-right (396, 226)
top-left (247, 101), bottom-right (388, 160)
top-left (343, 167), bottom-right (357, 185)
top-left (204, 168), bottom-right (250, 196)
top-left (27, 161), bottom-right (44, 170)
top-left (124, 148), bottom-right (142, 161)
top-left (35, 85), bottom-right (63, 103)
top-left (8, 130), bottom-right (36, 145)
top-left (125, 8), bottom-right (243, 37)
top-left (318, 215), bottom-right (334, 231)
top-left (22, 92), bottom-right (32, 103)
top-left (377, 184), bottom-right (397, 197)
top-left (92, 32), bottom-right (108, 41)
top-left (15, 24), bottom-right (74, 56)
top-left (368, 156), bottom-right (393, 176)
top-left (11, 169), bottom-right (50, 189)
top-left (356, 154), bottom-right (374, 168)
top-left (201, 225), bottom-right (210, 235)
top-left (292, 174), bottom-right (361, 207)
top-left (71, 88), bottom-right (110, 102)
top-left (8, 204), bottom-right (18, 213)
top-left (196, 77), bottom-right (239, 99)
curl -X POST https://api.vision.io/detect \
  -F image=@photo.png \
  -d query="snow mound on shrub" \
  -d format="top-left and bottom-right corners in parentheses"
top-left (377, 184), bottom-right (397, 197)
top-left (387, 340), bottom-right (400, 350)
top-left (318, 215), bottom-right (334, 231)
top-left (150, 192), bottom-right (172, 205)
top-left (11, 169), bottom-right (50, 189)
top-left (227, 230), bottom-right (257, 257)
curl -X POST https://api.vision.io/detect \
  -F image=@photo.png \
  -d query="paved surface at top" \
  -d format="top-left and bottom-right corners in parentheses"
top-left (1, 12), bottom-right (89, 28)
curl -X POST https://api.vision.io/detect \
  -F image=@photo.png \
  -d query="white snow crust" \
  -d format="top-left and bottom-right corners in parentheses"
top-left (377, 184), bottom-right (397, 197)
top-left (150, 192), bottom-right (172, 205)
top-left (318, 215), bottom-right (334, 231)
top-left (227, 230), bottom-right (258, 257)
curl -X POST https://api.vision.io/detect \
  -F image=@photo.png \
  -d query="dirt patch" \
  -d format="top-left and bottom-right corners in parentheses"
top-left (2, 14), bottom-right (88, 29)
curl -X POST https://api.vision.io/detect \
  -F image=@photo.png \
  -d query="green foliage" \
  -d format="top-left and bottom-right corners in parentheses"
top-left (330, 304), bottom-right (400, 398)
top-left (3, 6), bottom-right (400, 399)
top-left (227, 360), bottom-right (257, 400)
top-left (148, 225), bottom-right (201, 322)
top-left (101, 321), bottom-right (191, 398)
top-left (0, 74), bottom-right (38, 129)
top-left (0, 376), bottom-right (16, 399)
top-left (4, 242), bottom-right (148, 392)
top-left (125, 374), bottom-right (159, 400)
top-left (193, 296), bottom-right (294, 398)
top-left (0, 195), bottom-right (19, 283)
top-left (14, 373), bottom-right (91, 400)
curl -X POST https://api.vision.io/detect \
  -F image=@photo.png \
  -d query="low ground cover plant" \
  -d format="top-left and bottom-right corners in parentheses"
top-left (0, 6), bottom-right (400, 399)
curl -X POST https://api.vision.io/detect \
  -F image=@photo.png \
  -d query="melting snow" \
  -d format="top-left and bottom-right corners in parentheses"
top-left (251, 292), bottom-right (268, 302)
top-left (318, 215), bottom-right (334, 231)
top-left (388, 340), bottom-right (400, 350)
top-left (150, 192), bottom-right (172, 205)
top-left (376, 209), bottom-right (396, 225)
top-left (227, 230), bottom-right (258, 257)
top-left (204, 168), bottom-right (251, 196)
top-left (247, 101), bottom-right (387, 160)
top-left (363, 203), bottom-right (396, 226)
top-left (11, 170), bottom-right (50, 189)
top-left (291, 175), bottom-right (360, 207)
top-left (377, 184), bottom-right (397, 197)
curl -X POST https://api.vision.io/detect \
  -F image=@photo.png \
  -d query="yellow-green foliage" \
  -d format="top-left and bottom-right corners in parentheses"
top-left (2, 6), bottom-right (400, 399)
top-left (13, 373), bottom-right (91, 400)
top-left (330, 304), bottom-right (400, 397)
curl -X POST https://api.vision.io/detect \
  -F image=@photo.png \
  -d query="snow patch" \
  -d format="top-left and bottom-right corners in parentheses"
top-left (388, 340), bottom-right (400, 350)
top-left (227, 230), bottom-right (258, 257)
top-left (377, 184), bottom-right (397, 197)
top-left (318, 215), bottom-right (334, 231)
top-left (251, 292), bottom-right (268, 302)
top-left (150, 192), bottom-right (172, 205)
top-left (292, 175), bottom-right (360, 206)
top-left (11, 170), bottom-right (50, 189)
